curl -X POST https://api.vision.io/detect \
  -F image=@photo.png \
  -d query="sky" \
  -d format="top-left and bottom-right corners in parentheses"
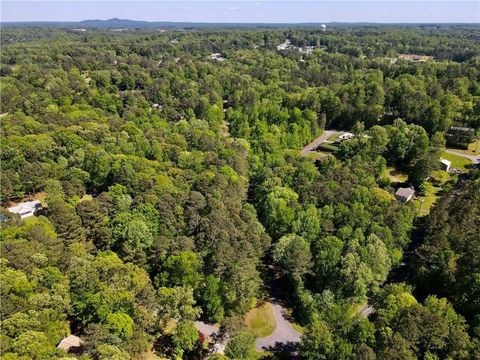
top-left (1, 1), bottom-right (479, 23)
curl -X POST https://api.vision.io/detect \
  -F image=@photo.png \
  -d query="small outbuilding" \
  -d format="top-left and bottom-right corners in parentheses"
top-left (440, 159), bottom-right (451, 171)
top-left (57, 335), bottom-right (84, 352)
top-left (339, 132), bottom-right (354, 140)
top-left (395, 187), bottom-right (415, 202)
top-left (7, 200), bottom-right (42, 219)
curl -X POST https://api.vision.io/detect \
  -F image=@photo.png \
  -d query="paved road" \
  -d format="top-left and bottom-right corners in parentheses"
top-left (445, 149), bottom-right (480, 164)
top-left (300, 130), bottom-right (337, 157)
top-left (255, 303), bottom-right (302, 351)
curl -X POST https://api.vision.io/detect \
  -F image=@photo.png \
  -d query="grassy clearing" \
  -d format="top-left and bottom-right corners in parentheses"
top-left (412, 182), bottom-right (442, 216)
top-left (384, 166), bottom-right (408, 183)
top-left (431, 170), bottom-right (452, 184)
top-left (318, 143), bottom-right (339, 152)
top-left (306, 151), bottom-right (331, 161)
top-left (327, 132), bottom-right (341, 141)
top-left (441, 151), bottom-right (472, 172)
top-left (245, 302), bottom-right (276, 338)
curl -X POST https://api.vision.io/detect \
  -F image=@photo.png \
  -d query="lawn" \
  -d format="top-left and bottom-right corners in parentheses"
top-left (306, 151), bottom-right (331, 161)
top-left (327, 132), bottom-right (341, 141)
top-left (245, 302), bottom-right (276, 338)
top-left (441, 151), bottom-right (472, 172)
top-left (412, 182), bottom-right (442, 216)
top-left (384, 166), bottom-right (408, 183)
top-left (317, 143), bottom-right (339, 152)
top-left (447, 141), bottom-right (480, 156)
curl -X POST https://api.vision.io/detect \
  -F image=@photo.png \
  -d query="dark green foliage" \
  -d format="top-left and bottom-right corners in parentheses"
top-left (414, 176), bottom-right (480, 329)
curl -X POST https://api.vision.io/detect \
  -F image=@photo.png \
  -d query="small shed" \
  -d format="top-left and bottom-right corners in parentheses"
top-left (440, 159), bottom-right (451, 171)
top-left (57, 335), bottom-right (84, 352)
top-left (7, 200), bottom-right (42, 219)
top-left (395, 187), bottom-right (415, 202)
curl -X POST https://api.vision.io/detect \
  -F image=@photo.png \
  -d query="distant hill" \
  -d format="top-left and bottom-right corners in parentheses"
top-left (1, 18), bottom-right (476, 30)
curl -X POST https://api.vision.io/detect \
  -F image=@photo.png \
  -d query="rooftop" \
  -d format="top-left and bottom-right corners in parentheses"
top-left (7, 200), bottom-right (41, 216)
top-left (395, 187), bottom-right (415, 198)
top-left (57, 335), bottom-right (84, 351)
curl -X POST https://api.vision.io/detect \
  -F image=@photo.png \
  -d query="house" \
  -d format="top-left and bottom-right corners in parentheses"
top-left (395, 187), bottom-right (415, 202)
top-left (57, 335), bottom-right (84, 352)
top-left (7, 200), bottom-right (42, 219)
top-left (440, 159), bottom-right (451, 171)
top-left (210, 53), bottom-right (225, 61)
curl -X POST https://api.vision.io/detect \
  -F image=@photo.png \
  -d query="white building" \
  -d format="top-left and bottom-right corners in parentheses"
top-left (321, 24), bottom-right (327, 32)
top-left (7, 200), bottom-right (42, 219)
top-left (440, 159), bottom-right (451, 171)
top-left (57, 335), bottom-right (84, 352)
top-left (210, 53), bottom-right (225, 61)
top-left (339, 132), bottom-right (354, 140)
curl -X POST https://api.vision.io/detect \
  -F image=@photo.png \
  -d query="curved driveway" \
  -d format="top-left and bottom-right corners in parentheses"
top-left (445, 149), bottom-right (480, 164)
top-left (300, 130), bottom-right (337, 156)
top-left (255, 303), bottom-right (302, 351)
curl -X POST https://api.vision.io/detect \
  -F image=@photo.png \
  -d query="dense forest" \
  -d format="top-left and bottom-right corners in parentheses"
top-left (1, 26), bottom-right (479, 360)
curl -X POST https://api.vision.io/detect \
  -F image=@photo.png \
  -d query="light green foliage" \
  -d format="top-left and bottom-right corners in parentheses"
top-left (106, 313), bottom-right (134, 339)
top-left (172, 320), bottom-right (199, 357)
top-left (96, 344), bottom-right (131, 360)
top-left (263, 186), bottom-right (299, 238)
top-left (225, 331), bottom-right (257, 360)
top-left (159, 251), bottom-right (202, 288)
top-left (200, 275), bottom-right (224, 323)
top-left (157, 286), bottom-right (201, 323)
top-left (300, 319), bottom-right (334, 359)
top-left (273, 234), bottom-right (312, 281)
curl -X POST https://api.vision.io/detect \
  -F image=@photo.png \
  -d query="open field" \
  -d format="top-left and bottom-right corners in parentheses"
top-left (384, 166), bottom-right (408, 183)
top-left (413, 182), bottom-right (442, 216)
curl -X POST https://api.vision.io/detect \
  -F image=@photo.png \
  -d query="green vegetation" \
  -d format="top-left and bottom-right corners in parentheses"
top-left (412, 182), bottom-right (442, 215)
top-left (317, 143), bottom-right (339, 152)
top-left (327, 132), bottom-right (341, 141)
top-left (244, 302), bottom-right (276, 338)
top-left (441, 151), bottom-right (473, 172)
top-left (384, 166), bottom-right (408, 183)
top-left (448, 141), bottom-right (480, 156)
top-left (1, 25), bottom-right (479, 359)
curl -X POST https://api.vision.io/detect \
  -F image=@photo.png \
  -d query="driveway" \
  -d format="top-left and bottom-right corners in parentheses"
top-left (300, 130), bottom-right (337, 156)
top-left (194, 321), bottom-right (219, 338)
top-left (445, 149), bottom-right (480, 164)
top-left (255, 303), bottom-right (302, 351)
